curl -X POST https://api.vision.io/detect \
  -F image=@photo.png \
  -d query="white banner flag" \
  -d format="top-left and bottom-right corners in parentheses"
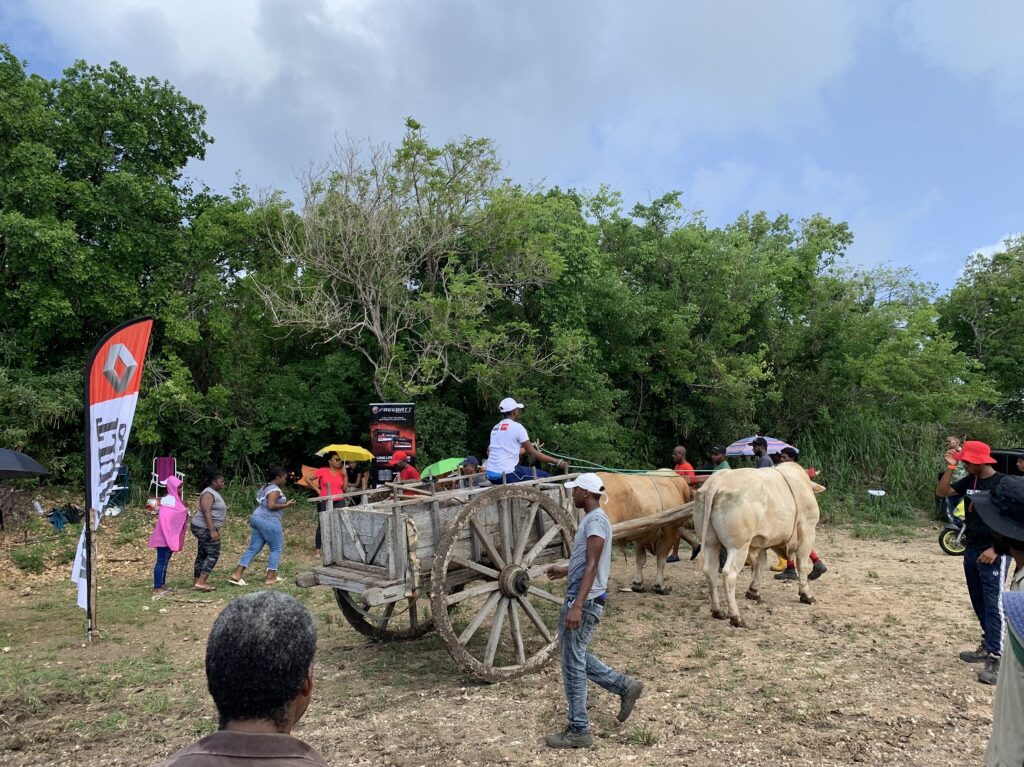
top-left (71, 318), bottom-right (153, 614)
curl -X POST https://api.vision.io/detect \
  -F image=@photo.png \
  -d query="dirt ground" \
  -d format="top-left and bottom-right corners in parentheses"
top-left (0, 521), bottom-right (999, 766)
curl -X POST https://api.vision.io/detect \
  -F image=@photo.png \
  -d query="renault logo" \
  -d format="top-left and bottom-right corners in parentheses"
top-left (103, 344), bottom-right (138, 393)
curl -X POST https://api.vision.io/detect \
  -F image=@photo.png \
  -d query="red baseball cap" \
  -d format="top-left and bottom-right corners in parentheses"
top-left (390, 450), bottom-right (409, 465)
top-left (952, 440), bottom-right (996, 465)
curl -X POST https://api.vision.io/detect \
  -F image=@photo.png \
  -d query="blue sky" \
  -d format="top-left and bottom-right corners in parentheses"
top-left (2, 0), bottom-right (1021, 292)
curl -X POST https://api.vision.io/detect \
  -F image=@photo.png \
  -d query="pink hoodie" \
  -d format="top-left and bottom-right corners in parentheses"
top-left (147, 475), bottom-right (189, 552)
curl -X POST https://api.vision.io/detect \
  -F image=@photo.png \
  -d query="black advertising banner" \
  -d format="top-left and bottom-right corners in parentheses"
top-left (369, 402), bottom-right (415, 485)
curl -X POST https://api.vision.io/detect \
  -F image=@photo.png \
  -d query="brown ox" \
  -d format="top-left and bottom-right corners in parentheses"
top-left (692, 463), bottom-right (822, 627)
top-left (596, 471), bottom-right (693, 595)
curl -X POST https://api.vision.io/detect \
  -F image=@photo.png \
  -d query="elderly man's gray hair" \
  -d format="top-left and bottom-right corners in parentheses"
top-left (205, 591), bottom-right (317, 729)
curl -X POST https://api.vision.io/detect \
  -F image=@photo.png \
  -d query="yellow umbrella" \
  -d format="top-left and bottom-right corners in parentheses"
top-left (315, 444), bottom-right (374, 461)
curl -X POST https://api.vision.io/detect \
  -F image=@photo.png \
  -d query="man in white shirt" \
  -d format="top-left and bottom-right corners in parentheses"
top-left (485, 397), bottom-right (566, 483)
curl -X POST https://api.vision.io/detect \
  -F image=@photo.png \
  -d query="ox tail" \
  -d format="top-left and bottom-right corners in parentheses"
top-left (695, 482), bottom-right (719, 569)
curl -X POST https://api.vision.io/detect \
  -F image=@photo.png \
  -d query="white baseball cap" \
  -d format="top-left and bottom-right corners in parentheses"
top-left (498, 397), bottom-right (525, 413)
top-left (565, 473), bottom-right (604, 494)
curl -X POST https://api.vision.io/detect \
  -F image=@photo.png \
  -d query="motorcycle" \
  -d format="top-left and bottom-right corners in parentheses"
top-left (938, 499), bottom-right (966, 556)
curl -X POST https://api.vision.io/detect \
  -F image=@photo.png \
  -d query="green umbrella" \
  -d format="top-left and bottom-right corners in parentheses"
top-left (421, 457), bottom-right (465, 479)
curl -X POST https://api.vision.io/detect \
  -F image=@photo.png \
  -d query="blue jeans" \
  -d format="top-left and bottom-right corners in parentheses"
top-left (239, 513), bottom-right (284, 572)
top-left (964, 546), bottom-right (1011, 657)
top-left (558, 597), bottom-right (630, 734)
top-left (486, 466), bottom-right (552, 484)
top-left (153, 546), bottom-right (172, 589)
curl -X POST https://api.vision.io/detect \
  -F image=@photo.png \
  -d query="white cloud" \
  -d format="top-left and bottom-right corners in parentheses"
top-left (895, 0), bottom-right (1024, 119)
top-left (971, 233), bottom-right (1020, 258)
top-left (3, 0), bottom-right (873, 199)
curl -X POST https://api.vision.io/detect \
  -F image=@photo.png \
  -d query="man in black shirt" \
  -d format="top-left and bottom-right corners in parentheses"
top-left (936, 440), bottom-right (1010, 685)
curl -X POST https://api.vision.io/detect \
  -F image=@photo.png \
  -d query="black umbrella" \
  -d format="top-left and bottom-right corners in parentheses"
top-left (0, 448), bottom-right (49, 479)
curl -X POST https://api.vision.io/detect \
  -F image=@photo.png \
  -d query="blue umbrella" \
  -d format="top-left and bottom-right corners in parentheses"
top-left (725, 435), bottom-right (796, 457)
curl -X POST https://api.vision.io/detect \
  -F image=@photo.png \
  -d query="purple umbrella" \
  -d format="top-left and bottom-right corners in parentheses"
top-left (725, 435), bottom-right (796, 457)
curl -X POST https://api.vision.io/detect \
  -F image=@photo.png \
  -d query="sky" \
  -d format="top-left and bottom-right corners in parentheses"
top-left (2, 0), bottom-right (1022, 293)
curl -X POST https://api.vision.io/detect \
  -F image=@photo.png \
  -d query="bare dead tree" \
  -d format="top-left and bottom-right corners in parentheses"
top-left (253, 122), bottom-right (581, 398)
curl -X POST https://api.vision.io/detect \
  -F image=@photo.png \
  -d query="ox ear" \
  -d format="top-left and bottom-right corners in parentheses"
top-left (811, 482), bottom-right (826, 494)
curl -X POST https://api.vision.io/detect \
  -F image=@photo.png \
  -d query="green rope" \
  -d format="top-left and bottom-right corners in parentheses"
top-left (543, 448), bottom-right (714, 475)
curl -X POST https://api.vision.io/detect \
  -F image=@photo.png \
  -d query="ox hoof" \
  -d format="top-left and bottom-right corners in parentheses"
top-left (653, 584), bottom-right (673, 595)
top-left (630, 582), bottom-right (646, 593)
top-left (711, 609), bottom-right (727, 620)
top-left (729, 615), bottom-right (746, 628)
top-left (799, 593), bottom-right (816, 605)
top-left (744, 589), bottom-right (762, 602)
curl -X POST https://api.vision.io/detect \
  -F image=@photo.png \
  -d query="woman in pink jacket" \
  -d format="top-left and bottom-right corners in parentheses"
top-left (148, 475), bottom-right (189, 597)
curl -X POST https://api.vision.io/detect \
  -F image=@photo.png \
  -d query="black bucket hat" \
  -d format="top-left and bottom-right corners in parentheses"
top-left (972, 475), bottom-right (1024, 541)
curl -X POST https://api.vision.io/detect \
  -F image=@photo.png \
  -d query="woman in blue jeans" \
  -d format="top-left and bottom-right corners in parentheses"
top-left (229, 466), bottom-right (295, 586)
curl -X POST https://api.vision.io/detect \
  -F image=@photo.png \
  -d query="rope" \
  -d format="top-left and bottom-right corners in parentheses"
top-left (543, 448), bottom-right (716, 476)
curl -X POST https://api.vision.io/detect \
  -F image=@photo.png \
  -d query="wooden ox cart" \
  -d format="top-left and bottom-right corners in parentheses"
top-left (297, 475), bottom-right (692, 683)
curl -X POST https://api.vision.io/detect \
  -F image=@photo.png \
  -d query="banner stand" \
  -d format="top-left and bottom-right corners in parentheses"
top-left (74, 316), bottom-right (153, 641)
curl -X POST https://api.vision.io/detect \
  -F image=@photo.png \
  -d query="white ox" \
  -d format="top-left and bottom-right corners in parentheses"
top-left (692, 463), bottom-right (822, 627)
top-left (596, 471), bottom-right (693, 595)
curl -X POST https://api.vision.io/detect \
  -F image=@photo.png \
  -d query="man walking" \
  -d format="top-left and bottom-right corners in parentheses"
top-left (936, 440), bottom-right (1010, 685)
top-left (545, 473), bottom-right (643, 748)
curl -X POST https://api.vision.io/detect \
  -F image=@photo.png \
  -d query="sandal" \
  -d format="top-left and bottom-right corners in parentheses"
top-left (193, 584), bottom-right (216, 592)
top-left (264, 578), bottom-right (281, 587)
top-left (228, 578), bottom-right (247, 587)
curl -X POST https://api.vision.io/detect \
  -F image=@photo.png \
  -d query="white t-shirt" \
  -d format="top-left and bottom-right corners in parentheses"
top-left (488, 418), bottom-right (529, 474)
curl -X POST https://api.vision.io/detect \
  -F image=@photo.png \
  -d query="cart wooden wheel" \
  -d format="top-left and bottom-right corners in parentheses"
top-left (334, 589), bottom-right (437, 642)
top-left (430, 484), bottom-right (575, 682)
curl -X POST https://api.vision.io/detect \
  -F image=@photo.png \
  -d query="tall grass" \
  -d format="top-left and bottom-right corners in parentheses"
top-left (799, 411), bottom-right (1024, 530)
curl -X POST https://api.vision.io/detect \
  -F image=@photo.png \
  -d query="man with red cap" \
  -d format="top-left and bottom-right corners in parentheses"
top-left (936, 439), bottom-right (1011, 685)
top-left (390, 451), bottom-right (421, 496)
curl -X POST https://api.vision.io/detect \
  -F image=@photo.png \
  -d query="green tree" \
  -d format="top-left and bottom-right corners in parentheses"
top-left (938, 236), bottom-right (1024, 419)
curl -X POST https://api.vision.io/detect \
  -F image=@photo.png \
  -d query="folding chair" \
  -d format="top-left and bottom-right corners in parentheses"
top-left (106, 465), bottom-right (130, 509)
top-left (148, 456), bottom-right (185, 498)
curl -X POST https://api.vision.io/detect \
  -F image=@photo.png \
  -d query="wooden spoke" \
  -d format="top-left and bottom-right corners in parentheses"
top-left (430, 483), bottom-right (573, 682)
top-left (376, 601), bottom-right (396, 631)
top-left (512, 501), bottom-right (540, 563)
top-left (469, 518), bottom-right (507, 570)
top-left (515, 594), bottom-right (554, 644)
top-left (451, 555), bottom-right (500, 580)
top-left (446, 581), bottom-right (500, 606)
top-left (522, 524), bottom-right (563, 566)
top-left (527, 585), bottom-right (563, 605)
top-left (508, 599), bottom-right (526, 666)
top-left (458, 589), bottom-right (503, 646)
top-left (500, 498), bottom-right (513, 565)
top-left (483, 598), bottom-right (509, 667)
top-left (334, 589), bottom-right (435, 642)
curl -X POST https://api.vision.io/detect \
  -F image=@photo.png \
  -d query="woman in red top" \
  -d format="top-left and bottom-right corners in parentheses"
top-left (312, 453), bottom-right (346, 551)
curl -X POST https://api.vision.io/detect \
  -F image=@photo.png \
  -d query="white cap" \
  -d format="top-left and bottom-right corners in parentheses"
top-left (565, 472), bottom-right (604, 494)
top-left (498, 397), bottom-right (525, 413)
